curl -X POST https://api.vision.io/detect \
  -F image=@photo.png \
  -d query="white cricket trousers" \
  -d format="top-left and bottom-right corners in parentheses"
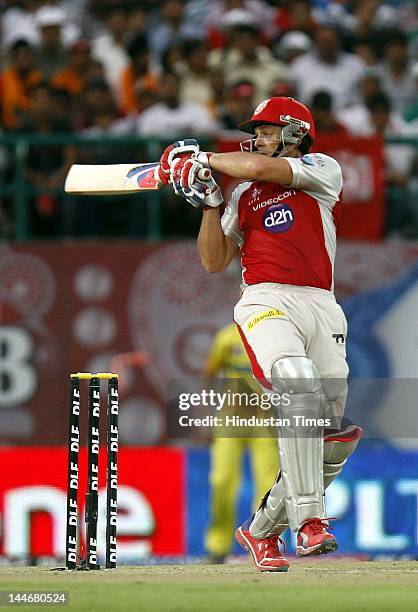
top-left (234, 283), bottom-right (349, 416)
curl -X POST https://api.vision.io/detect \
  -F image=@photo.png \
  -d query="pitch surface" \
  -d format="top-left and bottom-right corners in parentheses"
top-left (0, 561), bottom-right (417, 611)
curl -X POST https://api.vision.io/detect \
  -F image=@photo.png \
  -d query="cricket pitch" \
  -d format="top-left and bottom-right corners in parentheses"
top-left (0, 560), bottom-right (417, 611)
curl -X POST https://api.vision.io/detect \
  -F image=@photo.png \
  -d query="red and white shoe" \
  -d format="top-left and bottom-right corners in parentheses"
top-left (296, 518), bottom-right (338, 556)
top-left (235, 525), bottom-right (289, 572)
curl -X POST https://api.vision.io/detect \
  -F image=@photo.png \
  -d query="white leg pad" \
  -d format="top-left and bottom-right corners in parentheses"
top-left (272, 357), bottom-right (324, 532)
top-left (249, 424), bottom-right (362, 538)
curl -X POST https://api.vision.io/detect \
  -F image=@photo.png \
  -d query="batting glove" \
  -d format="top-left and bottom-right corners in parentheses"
top-left (172, 157), bottom-right (223, 209)
top-left (156, 143), bottom-right (175, 185)
top-left (167, 139), bottom-right (200, 165)
top-left (155, 139), bottom-right (201, 185)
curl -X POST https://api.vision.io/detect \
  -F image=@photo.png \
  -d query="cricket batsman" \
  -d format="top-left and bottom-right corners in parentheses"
top-left (157, 96), bottom-right (362, 572)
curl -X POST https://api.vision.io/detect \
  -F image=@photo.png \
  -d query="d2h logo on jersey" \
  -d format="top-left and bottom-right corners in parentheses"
top-left (263, 203), bottom-right (294, 233)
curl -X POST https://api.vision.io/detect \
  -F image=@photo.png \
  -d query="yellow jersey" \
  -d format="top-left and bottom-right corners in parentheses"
top-left (204, 323), bottom-right (253, 379)
top-left (203, 324), bottom-right (268, 431)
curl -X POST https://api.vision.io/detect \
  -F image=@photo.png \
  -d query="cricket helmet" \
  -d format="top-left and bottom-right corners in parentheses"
top-left (238, 96), bottom-right (315, 142)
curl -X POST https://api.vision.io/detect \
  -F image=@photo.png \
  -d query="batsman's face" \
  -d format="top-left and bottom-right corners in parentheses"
top-left (254, 125), bottom-right (282, 156)
top-left (254, 124), bottom-right (301, 158)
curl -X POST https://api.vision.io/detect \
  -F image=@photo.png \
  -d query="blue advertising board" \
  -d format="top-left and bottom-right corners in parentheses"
top-left (186, 443), bottom-right (418, 557)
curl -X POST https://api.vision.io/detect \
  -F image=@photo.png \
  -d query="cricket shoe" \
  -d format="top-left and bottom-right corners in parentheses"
top-left (296, 518), bottom-right (338, 557)
top-left (235, 521), bottom-right (289, 572)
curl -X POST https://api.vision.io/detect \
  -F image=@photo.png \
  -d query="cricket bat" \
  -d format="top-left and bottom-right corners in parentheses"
top-left (64, 162), bottom-right (211, 195)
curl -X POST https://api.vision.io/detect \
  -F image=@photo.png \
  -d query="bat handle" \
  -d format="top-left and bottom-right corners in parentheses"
top-left (197, 168), bottom-right (212, 181)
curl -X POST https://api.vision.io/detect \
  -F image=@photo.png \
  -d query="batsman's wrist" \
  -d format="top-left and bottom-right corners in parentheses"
top-left (196, 152), bottom-right (212, 168)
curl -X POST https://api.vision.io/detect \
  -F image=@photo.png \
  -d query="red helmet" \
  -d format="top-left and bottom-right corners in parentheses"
top-left (238, 96), bottom-right (315, 142)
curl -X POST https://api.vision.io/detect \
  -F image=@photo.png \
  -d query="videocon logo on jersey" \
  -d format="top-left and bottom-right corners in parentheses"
top-left (263, 203), bottom-right (294, 233)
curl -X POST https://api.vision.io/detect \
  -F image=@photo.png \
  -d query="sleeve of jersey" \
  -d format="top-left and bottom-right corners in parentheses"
top-left (285, 153), bottom-right (343, 203)
top-left (221, 183), bottom-right (248, 248)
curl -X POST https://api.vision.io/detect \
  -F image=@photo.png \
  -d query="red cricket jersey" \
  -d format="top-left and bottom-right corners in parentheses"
top-left (221, 153), bottom-right (343, 291)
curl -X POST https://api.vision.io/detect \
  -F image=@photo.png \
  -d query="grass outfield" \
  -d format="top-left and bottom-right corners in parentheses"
top-left (0, 561), bottom-right (417, 611)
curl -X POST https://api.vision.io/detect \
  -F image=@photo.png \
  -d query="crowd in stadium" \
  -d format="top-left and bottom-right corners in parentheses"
top-left (1, 0), bottom-right (418, 239)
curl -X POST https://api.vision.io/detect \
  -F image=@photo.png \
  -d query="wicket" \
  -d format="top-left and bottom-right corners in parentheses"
top-left (65, 372), bottom-right (119, 570)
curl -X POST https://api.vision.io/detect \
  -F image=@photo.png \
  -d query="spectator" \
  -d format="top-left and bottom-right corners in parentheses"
top-left (120, 33), bottom-right (159, 116)
top-left (274, 0), bottom-right (318, 37)
top-left (350, 39), bottom-right (379, 68)
top-left (310, 90), bottom-right (349, 135)
top-left (136, 88), bottom-right (159, 115)
top-left (180, 39), bottom-right (216, 115)
top-left (91, 6), bottom-right (130, 105)
top-left (341, 0), bottom-right (397, 37)
top-left (398, 0), bottom-right (418, 36)
top-left (128, 5), bottom-right (149, 36)
top-left (37, 1), bottom-right (81, 46)
top-left (66, 77), bottom-right (139, 240)
top-left (50, 87), bottom-right (76, 129)
top-left (34, 5), bottom-right (70, 79)
top-left (368, 92), bottom-right (418, 237)
top-left (341, 0), bottom-right (397, 62)
top-left (219, 80), bottom-right (256, 130)
top-left (208, 19), bottom-right (287, 102)
top-left (51, 40), bottom-right (104, 97)
top-left (1, 0), bottom-right (80, 49)
top-left (335, 70), bottom-right (383, 129)
top-left (136, 71), bottom-right (218, 136)
top-left (291, 24), bottom-right (366, 109)
top-left (404, 63), bottom-right (418, 125)
top-left (81, 107), bottom-right (133, 139)
top-left (275, 30), bottom-right (312, 65)
top-left (77, 78), bottom-right (119, 129)
top-left (2, 39), bottom-right (43, 129)
top-left (358, 70), bottom-right (382, 100)
top-left (61, 0), bottom-right (95, 37)
top-left (1, 0), bottom-right (38, 49)
top-left (210, 67), bottom-right (227, 108)
top-left (147, 0), bottom-right (197, 62)
top-left (0, 202), bottom-right (12, 239)
top-left (15, 81), bottom-right (76, 237)
top-left (375, 30), bottom-right (416, 116)
top-left (16, 80), bottom-right (73, 133)
top-left (269, 81), bottom-right (296, 98)
top-left (0, 110), bottom-right (11, 238)
top-left (79, 87), bottom-right (135, 172)
top-left (161, 42), bottom-right (185, 74)
top-left (184, 0), bottom-right (213, 42)
top-left (344, 92), bottom-right (417, 237)
top-left (205, 1), bottom-right (276, 48)
top-left (365, 93), bottom-right (416, 185)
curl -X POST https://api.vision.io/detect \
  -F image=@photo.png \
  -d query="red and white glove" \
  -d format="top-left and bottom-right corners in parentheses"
top-left (171, 157), bottom-right (223, 209)
top-left (155, 139), bottom-right (201, 185)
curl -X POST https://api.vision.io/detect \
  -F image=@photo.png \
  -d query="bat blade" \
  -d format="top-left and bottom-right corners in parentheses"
top-left (64, 163), bottom-right (160, 195)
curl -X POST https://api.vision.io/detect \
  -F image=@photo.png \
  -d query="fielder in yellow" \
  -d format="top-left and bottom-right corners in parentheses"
top-left (204, 323), bottom-right (278, 563)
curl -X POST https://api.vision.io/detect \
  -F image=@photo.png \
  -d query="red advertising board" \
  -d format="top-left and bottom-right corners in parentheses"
top-left (0, 447), bottom-right (185, 560)
top-left (314, 134), bottom-right (385, 241)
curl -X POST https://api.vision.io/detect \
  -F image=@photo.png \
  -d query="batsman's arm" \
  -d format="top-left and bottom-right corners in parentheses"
top-left (197, 208), bottom-right (239, 273)
top-left (201, 151), bottom-right (293, 186)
